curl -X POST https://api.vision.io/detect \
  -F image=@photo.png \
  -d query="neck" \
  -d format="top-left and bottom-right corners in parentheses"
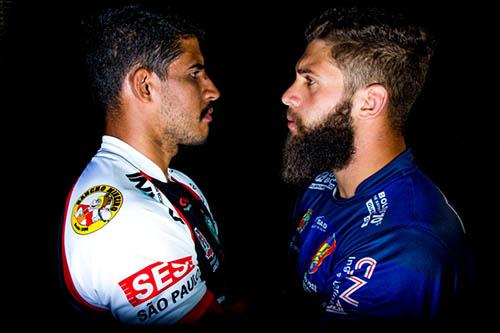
top-left (334, 133), bottom-right (406, 199)
top-left (105, 114), bottom-right (177, 179)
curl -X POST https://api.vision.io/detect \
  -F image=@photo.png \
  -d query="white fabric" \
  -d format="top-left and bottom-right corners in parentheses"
top-left (63, 135), bottom-right (213, 324)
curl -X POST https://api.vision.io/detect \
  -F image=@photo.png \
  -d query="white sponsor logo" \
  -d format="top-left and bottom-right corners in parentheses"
top-left (311, 216), bottom-right (328, 232)
top-left (303, 272), bottom-right (318, 293)
top-left (309, 172), bottom-right (336, 191)
top-left (325, 257), bottom-right (377, 312)
top-left (361, 191), bottom-right (388, 228)
top-left (325, 299), bottom-right (347, 315)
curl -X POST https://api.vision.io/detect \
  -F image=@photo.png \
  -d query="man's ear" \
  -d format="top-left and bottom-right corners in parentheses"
top-left (126, 67), bottom-right (159, 103)
top-left (352, 84), bottom-right (388, 120)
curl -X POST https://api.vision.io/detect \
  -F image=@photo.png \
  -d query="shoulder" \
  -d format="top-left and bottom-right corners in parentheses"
top-left (73, 151), bottom-right (137, 195)
top-left (377, 168), bottom-right (461, 224)
top-left (381, 170), bottom-right (465, 247)
top-left (65, 163), bottom-right (195, 249)
top-left (65, 155), bottom-right (142, 236)
top-left (367, 224), bottom-right (457, 264)
top-left (62, 159), bottom-right (195, 284)
top-left (62, 173), bottom-right (205, 323)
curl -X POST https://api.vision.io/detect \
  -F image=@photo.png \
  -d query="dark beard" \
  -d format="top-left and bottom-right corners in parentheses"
top-left (281, 99), bottom-right (355, 186)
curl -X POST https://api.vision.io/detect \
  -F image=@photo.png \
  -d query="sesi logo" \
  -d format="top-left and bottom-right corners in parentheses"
top-left (118, 256), bottom-right (195, 307)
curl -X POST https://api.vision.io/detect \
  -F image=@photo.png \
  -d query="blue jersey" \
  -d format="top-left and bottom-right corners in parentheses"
top-left (289, 150), bottom-right (467, 320)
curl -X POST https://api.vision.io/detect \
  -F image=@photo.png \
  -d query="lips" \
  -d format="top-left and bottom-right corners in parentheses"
top-left (287, 113), bottom-right (297, 130)
top-left (200, 105), bottom-right (213, 121)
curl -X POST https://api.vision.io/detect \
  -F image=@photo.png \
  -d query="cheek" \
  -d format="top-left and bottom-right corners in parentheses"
top-left (183, 87), bottom-right (203, 110)
top-left (301, 101), bottom-right (331, 127)
top-left (169, 82), bottom-right (202, 103)
top-left (307, 89), bottom-right (345, 123)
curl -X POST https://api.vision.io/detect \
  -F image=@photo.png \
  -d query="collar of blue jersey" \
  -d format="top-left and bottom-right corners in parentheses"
top-left (99, 135), bottom-right (168, 182)
top-left (338, 148), bottom-right (417, 199)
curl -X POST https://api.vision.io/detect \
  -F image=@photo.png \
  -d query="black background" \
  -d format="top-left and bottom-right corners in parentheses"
top-left (2, 0), bottom-right (498, 328)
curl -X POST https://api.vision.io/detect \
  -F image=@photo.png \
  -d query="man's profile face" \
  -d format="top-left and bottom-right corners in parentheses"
top-left (281, 39), bottom-right (356, 185)
top-left (282, 39), bottom-right (346, 135)
top-left (158, 37), bottom-right (221, 146)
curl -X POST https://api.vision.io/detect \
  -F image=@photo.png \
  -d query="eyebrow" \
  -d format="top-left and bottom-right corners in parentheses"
top-left (297, 67), bottom-right (316, 76)
top-left (189, 63), bottom-right (205, 70)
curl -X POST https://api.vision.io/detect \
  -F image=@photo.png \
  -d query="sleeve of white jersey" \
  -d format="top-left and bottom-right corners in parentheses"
top-left (63, 181), bottom-right (214, 325)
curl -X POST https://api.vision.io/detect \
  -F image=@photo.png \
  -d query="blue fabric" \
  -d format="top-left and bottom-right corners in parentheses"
top-left (289, 149), bottom-right (467, 320)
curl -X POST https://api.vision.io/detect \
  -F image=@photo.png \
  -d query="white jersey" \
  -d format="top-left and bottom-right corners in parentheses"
top-left (61, 135), bottom-right (221, 325)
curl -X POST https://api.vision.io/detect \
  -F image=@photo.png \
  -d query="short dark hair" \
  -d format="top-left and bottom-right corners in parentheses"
top-left (306, 7), bottom-right (435, 132)
top-left (82, 4), bottom-right (204, 113)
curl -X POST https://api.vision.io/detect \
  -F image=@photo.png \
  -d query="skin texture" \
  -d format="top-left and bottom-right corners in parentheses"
top-left (106, 37), bottom-right (220, 177)
top-left (283, 40), bottom-right (346, 133)
top-left (282, 39), bottom-right (406, 198)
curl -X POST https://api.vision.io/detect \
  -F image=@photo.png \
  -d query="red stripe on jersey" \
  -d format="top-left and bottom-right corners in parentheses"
top-left (167, 175), bottom-right (204, 243)
top-left (177, 290), bottom-right (215, 324)
top-left (61, 182), bottom-right (106, 312)
top-left (172, 205), bottom-right (196, 242)
top-left (171, 175), bottom-right (202, 201)
top-left (140, 171), bottom-right (153, 182)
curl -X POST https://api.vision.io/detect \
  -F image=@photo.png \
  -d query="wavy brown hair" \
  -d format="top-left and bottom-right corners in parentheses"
top-left (306, 7), bottom-right (435, 132)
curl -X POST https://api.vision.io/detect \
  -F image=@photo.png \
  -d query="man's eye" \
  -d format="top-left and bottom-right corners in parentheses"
top-left (190, 71), bottom-right (200, 79)
top-left (306, 77), bottom-right (316, 86)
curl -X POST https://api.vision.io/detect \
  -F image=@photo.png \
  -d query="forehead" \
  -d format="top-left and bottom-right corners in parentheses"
top-left (297, 39), bottom-right (342, 78)
top-left (168, 37), bottom-right (204, 70)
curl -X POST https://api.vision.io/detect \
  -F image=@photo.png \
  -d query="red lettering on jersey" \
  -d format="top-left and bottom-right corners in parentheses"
top-left (118, 256), bottom-right (195, 307)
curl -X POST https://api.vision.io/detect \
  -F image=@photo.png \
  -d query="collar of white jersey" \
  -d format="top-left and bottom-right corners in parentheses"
top-left (99, 135), bottom-right (168, 182)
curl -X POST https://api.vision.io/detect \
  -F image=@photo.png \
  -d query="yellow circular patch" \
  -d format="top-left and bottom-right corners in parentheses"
top-left (71, 185), bottom-right (123, 235)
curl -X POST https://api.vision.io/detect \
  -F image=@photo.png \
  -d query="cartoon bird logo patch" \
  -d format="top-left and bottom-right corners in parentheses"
top-left (71, 185), bottom-right (123, 235)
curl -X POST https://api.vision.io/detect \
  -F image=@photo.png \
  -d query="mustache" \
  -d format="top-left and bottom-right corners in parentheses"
top-left (286, 108), bottom-right (304, 132)
top-left (200, 102), bottom-right (215, 119)
top-left (286, 108), bottom-right (297, 120)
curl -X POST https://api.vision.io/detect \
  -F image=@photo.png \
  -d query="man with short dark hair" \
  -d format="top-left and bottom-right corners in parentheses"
top-left (61, 4), bottom-right (226, 325)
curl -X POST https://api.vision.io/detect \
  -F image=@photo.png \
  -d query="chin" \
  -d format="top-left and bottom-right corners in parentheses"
top-left (190, 133), bottom-right (209, 146)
